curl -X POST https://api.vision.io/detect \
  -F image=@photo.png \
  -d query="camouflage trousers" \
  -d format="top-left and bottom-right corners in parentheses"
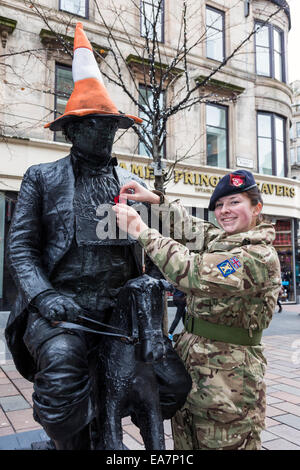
top-left (172, 332), bottom-right (266, 450)
top-left (171, 407), bottom-right (263, 450)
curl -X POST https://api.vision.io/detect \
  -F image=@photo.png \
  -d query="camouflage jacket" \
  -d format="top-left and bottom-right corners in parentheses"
top-left (138, 198), bottom-right (281, 426)
top-left (138, 197), bottom-right (281, 334)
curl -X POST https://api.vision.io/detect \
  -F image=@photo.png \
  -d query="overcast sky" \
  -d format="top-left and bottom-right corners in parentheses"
top-left (287, 0), bottom-right (300, 83)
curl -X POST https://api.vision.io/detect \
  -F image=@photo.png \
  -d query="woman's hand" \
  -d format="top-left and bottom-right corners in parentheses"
top-left (119, 181), bottom-right (160, 204)
top-left (112, 203), bottom-right (149, 239)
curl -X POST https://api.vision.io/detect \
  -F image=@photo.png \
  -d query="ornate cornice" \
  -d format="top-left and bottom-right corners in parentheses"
top-left (0, 15), bottom-right (17, 47)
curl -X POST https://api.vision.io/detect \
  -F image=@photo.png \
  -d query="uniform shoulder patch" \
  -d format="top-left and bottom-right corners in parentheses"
top-left (229, 256), bottom-right (242, 270)
top-left (217, 256), bottom-right (242, 277)
top-left (217, 259), bottom-right (236, 277)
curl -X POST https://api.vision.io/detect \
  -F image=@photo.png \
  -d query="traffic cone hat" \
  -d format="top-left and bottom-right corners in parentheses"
top-left (45, 22), bottom-right (142, 131)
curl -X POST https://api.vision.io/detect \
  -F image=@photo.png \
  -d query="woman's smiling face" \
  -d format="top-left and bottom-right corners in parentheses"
top-left (214, 192), bottom-right (262, 235)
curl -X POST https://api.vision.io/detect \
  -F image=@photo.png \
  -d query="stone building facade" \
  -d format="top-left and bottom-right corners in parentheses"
top-left (0, 0), bottom-right (299, 307)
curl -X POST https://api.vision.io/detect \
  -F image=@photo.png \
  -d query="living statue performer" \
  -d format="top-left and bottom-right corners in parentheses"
top-left (5, 23), bottom-right (191, 450)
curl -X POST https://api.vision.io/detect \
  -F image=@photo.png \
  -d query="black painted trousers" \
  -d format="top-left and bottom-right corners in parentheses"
top-left (23, 311), bottom-right (97, 441)
top-left (23, 311), bottom-right (191, 443)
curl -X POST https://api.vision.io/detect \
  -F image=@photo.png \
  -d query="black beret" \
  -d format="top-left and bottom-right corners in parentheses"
top-left (208, 170), bottom-right (257, 211)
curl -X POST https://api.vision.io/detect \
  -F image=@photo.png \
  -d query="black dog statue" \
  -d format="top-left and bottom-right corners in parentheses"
top-left (95, 274), bottom-right (191, 450)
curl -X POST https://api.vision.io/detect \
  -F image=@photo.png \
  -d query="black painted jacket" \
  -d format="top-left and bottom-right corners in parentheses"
top-left (5, 155), bottom-right (145, 381)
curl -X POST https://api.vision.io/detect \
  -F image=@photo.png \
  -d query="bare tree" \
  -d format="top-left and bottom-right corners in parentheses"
top-left (0, 0), bottom-right (286, 192)
top-left (89, 0), bottom-right (286, 191)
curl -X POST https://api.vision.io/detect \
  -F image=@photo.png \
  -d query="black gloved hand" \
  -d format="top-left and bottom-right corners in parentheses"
top-left (33, 290), bottom-right (83, 322)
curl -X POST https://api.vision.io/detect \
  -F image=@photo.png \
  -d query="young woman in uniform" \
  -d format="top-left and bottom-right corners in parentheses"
top-left (112, 170), bottom-right (281, 450)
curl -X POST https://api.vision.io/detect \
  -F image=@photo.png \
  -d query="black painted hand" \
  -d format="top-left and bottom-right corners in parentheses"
top-left (33, 290), bottom-right (82, 322)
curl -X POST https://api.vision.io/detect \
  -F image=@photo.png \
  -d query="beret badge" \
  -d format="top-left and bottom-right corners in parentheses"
top-left (230, 174), bottom-right (245, 187)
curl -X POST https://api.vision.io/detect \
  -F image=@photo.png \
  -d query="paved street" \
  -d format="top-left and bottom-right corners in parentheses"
top-left (0, 304), bottom-right (300, 450)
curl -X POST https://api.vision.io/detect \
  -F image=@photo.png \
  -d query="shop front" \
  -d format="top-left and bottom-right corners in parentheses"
top-left (273, 218), bottom-right (297, 303)
top-left (0, 155), bottom-right (299, 311)
top-left (118, 157), bottom-right (300, 304)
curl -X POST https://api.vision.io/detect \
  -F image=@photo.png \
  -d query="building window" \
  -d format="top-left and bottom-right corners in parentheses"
top-left (54, 64), bottom-right (73, 142)
top-left (255, 22), bottom-right (285, 82)
top-left (206, 103), bottom-right (228, 168)
top-left (273, 218), bottom-right (296, 303)
top-left (296, 122), bottom-right (300, 138)
top-left (297, 146), bottom-right (300, 163)
top-left (138, 84), bottom-right (165, 157)
top-left (257, 112), bottom-right (286, 177)
top-left (290, 148), bottom-right (295, 164)
top-left (206, 6), bottom-right (225, 62)
top-left (1, 191), bottom-right (18, 311)
top-left (59, 0), bottom-right (88, 18)
top-left (140, 0), bottom-right (164, 42)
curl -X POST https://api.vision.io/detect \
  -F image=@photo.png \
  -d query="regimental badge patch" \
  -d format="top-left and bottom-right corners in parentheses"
top-left (217, 256), bottom-right (241, 277)
top-left (217, 260), bottom-right (236, 277)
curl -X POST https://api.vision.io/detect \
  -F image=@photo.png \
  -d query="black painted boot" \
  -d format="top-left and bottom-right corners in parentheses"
top-left (53, 425), bottom-right (91, 450)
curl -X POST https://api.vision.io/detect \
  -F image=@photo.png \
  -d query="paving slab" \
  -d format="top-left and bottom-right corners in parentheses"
top-left (0, 426), bottom-right (14, 436)
top-left (272, 402), bottom-right (300, 416)
top-left (270, 384), bottom-right (300, 397)
top-left (272, 413), bottom-right (300, 430)
top-left (1, 365), bottom-right (17, 372)
top-left (266, 386), bottom-right (287, 393)
top-left (0, 429), bottom-right (49, 450)
top-left (266, 396), bottom-right (284, 405)
top-left (6, 409), bottom-right (42, 432)
top-left (265, 417), bottom-right (281, 428)
top-left (263, 438), bottom-right (300, 450)
top-left (266, 424), bottom-right (300, 445)
top-left (261, 430), bottom-right (279, 443)
top-left (268, 391), bottom-right (300, 404)
top-left (122, 433), bottom-right (144, 451)
top-left (266, 405), bottom-right (286, 417)
top-left (0, 395), bottom-right (31, 412)
top-left (266, 369), bottom-right (297, 379)
top-left (0, 384), bottom-right (19, 397)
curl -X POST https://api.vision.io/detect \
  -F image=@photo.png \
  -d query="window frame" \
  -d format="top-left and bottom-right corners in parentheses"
top-left (54, 63), bottom-right (73, 142)
top-left (140, 0), bottom-right (165, 43)
top-left (205, 5), bottom-right (225, 62)
top-left (290, 147), bottom-right (295, 165)
top-left (297, 146), bottom-right (300, 164)
top-left (256, 111), bottom-right (287, 177)
top-left (205, 102), bottom-right (229, 169)
top-left (138, 83), bottom-right (166, 158)
top-left (254, 20), bottom-right (286, 83)
top-left (59, 0), bottom-right (89, 19)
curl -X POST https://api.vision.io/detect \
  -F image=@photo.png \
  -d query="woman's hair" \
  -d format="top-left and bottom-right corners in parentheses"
top-left (244, 186), bottom-right (263, 207)
top-left (244, 187), bottom-right (264, 222)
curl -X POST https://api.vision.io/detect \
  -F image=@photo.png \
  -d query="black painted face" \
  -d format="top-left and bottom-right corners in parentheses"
top-left (65, 117), bottom-right (119, 163)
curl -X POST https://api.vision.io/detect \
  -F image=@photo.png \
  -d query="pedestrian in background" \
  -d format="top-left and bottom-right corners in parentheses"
top-left (277, 286), bottom-right (284, 313)
top-left (113, 169), bottom-right (281, 450)
top-left (168, 289), bottom-right (186, 340)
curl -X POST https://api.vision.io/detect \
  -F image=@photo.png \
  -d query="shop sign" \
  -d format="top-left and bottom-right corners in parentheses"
top-left (236, 157), bottom-right (254, 169)
top-left (256, 182), bottom-right (295, 198)
top-left (119, 163), bottom-right (296, 198)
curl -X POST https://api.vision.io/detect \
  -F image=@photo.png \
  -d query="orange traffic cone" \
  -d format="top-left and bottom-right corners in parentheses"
top-left (45, 22), bottom-right (142, 131)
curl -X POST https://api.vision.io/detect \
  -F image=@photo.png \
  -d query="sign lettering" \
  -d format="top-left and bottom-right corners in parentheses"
top-left (118, 163), bottom-right (296, 198)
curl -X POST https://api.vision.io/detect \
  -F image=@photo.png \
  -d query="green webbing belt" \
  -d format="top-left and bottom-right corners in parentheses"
top-left (185, 316), bottom-right (262, 346)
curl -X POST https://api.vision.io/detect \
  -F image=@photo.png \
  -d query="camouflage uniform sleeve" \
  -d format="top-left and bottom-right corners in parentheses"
top-left (138, 228), bottom-right (275, 298)
top-left (150, 194), bottom-right (220, 252)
